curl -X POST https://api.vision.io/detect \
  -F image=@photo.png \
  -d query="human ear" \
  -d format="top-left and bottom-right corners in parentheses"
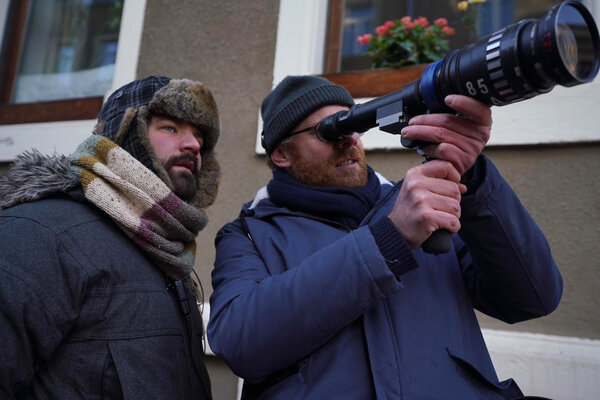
top-left (271, 145), bottom-right (292, 168)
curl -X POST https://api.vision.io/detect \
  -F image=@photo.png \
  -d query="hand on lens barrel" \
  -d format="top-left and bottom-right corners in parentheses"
top-left (401, 95), bottom-right (492, 176)
top-left (388, 161), bottom-right (467, 249)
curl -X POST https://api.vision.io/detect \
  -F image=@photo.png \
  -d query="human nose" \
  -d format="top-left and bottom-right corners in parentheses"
top-left (180, 128), bottom-right (201, 154)
top-left (335, 132), bottom-right (359, 149)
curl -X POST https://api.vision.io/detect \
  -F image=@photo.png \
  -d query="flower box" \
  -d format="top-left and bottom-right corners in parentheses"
top-left (321, 64), bottom-right (428, 98)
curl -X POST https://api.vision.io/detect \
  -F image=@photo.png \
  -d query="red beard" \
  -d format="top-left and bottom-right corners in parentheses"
top-left (286, 143), bottom-right (368, 188)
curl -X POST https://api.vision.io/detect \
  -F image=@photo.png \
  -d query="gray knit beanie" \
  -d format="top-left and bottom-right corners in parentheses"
top-left (260, 75), bottom-right (354, 154)
top-left (93, 75), bottom-right (220, 209)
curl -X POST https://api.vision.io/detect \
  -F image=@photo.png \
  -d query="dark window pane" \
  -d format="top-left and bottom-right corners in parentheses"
top-left (9, 0), bottom-right (122, 104)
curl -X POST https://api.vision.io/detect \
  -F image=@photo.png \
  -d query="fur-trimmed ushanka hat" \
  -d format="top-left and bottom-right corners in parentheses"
top-left (93, 75), bottom-right (220, 209)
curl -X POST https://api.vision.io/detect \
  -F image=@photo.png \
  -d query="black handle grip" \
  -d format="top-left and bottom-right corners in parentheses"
top-left (422, 229), bottom-right (452, 254)
top-left (404, 140), bottom-right (453, 255)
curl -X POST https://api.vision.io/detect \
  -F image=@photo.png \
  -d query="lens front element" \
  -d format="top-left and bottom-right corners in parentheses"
top-left (555, 4), bottom-right (598, 82)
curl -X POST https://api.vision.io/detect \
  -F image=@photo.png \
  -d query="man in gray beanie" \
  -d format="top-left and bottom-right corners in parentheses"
top-left (208, 75), bottom-right (561, 399)
top-left (0, 76), bottom-right (219, 399)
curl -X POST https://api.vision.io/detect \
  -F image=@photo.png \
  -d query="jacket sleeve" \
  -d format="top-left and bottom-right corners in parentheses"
top-left (207, 219), bottom-right (406, 382)
top-left (456, 155), bottom-right (563, 323)
top-left (0, 217), bottom-right (82, 398)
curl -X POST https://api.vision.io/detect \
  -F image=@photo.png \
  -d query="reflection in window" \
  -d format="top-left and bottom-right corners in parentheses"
top-left (342, 5), bottom-right (374, 60)
top-left (340, 0), bottom-right (559, 72)
top-left (8, 0), bottom-right (122, 104)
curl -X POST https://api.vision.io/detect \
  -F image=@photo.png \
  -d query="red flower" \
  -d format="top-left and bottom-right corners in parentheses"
top-left (414, 16), bottom-right (430, 27)
top-left (375, 24), bottom-right (390, 36)
top-left (442, 26), bottom-right (456, 35)
top-left (400, 16), bottom-right (412, 26)
top-left (357, 33), bottom-right (373, 45)
top-left (434, 18), bottom-right (448, 27)
top-left (384, 20), bottom-right (395, 29)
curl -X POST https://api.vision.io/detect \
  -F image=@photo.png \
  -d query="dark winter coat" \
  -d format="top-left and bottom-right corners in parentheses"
top-left (0, 158), bottom-right (212, 399)
top-left (208, 155), bottom-right (562, 399)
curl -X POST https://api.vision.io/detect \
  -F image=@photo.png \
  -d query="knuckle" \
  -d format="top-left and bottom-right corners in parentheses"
top-left (442, 114), bottom-right (456, 125)
top-left (404, 177), bottom-right (418, 193)
top-left (406, 166), bottom-right (420, 179)
top-left (448, 218), bottom-right (461, 233)
top-left (414, 192), bottom-right (429, 207)
top-left (433, 127), bottom-right (448, 142)
top-left (421, 209), bottom-right (436, 225)
top-left (482, 130), bottom-right (491, 142)
top-left (454, 219), bottom-right (462, 232)
top-left (451, 199), bottom-right (461, 215)
top-left (448, 184), bottom-right (460, 199)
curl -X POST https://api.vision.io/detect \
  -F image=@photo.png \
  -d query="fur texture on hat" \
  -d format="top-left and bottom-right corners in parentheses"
top-left (93, 76), bottom-right (220, 209)
top-left (260, 75), bottom-right (355, 154)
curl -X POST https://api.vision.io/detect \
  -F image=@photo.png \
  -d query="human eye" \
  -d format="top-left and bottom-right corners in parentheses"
top-left (312, 123), bottom-right (326, 142)
top-left (161, 124), bottom-right (176, 133)
top-left (195, 134), bottom-right (204, 148)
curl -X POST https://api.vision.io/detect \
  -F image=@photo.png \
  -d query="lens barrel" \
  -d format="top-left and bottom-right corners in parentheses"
top-left (424, 0), bottom-right (600, 111)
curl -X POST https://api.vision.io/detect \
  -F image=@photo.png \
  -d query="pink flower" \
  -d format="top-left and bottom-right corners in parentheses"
top-left (442, 26), bottom-right (456, 36)
top-left (414, 16), bottom-right (430, 27)
top-left (400, 16), bottom-right (412, 26)
top-left (434, 18), bottom-right (448, 27)
top-left (405, 21), bottom-right (415, 31)
top-left (375, 24), bottom-right (390, 36)
top-left (357, 33), bottom-right (372, 45)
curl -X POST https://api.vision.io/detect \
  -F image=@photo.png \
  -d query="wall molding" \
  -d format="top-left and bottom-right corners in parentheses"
top-left (483, 329), bottom-right (600, 400)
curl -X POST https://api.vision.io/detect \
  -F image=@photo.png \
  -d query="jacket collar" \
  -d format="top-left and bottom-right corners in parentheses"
top-left (0, 150), bottom-right (78, 211)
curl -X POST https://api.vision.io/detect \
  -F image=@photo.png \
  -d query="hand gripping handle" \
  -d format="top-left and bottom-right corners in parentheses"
top-left (422, 229), bottom-right (452, 255)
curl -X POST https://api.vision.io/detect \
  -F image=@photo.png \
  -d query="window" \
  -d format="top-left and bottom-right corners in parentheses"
top-left (0, 0), bottom-right (123, 125)
top-left (0, 0), bottom-right (145, 162)
top-left (326, 0), bottom-right (560, 73)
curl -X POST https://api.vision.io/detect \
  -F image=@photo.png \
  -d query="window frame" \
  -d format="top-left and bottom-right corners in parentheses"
top-left (0, 0), bottom-right (147, 161)
top-left (255, 0), bottom-right (600, 154)
top-left (0, 0), bottom-right (117, 125)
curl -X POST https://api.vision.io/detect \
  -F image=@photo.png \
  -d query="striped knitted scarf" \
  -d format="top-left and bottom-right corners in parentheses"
top-left (69, 135), bottom-right (206, 292)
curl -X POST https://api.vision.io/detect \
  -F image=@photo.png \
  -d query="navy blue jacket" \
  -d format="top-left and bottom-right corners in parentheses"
top-left (208, 156), bottom-right (562, 399)
top-left (0, 190), bottom-right (212, 399)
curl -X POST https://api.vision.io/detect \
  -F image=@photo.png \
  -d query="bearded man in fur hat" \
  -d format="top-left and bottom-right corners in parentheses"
top-left (0, 76), bottom-right (219, 399)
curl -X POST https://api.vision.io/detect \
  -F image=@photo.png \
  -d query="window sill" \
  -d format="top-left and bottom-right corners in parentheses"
top-left (0, 97), bottom-right (103, 125)
top-left (320, 65), bottom-right (427, 98)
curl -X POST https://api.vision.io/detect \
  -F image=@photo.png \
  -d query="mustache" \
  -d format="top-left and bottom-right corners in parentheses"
top-left (332, 146), bottom-right (363, 166)
top-left (163, 153), bottom-right (198, 173)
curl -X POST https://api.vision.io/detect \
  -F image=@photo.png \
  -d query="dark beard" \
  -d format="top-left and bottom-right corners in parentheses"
top-left (286, 143), bottom-right (368, 188)
top-left (163, 154), bottom-right (199, 201)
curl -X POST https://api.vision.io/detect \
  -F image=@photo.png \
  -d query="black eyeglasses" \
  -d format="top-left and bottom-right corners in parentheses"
top-left (287, 122), bottom-right (363, 143)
